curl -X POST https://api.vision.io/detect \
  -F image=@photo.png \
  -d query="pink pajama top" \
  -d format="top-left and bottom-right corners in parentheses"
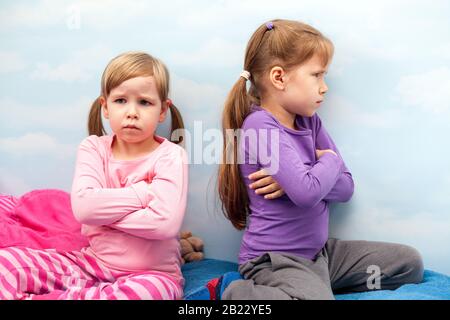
top-left (70, 134), bottom-right (188, 284)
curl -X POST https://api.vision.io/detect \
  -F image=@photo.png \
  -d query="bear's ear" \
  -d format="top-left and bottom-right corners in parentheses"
top-left (180, 230), bottom-right (192, 239)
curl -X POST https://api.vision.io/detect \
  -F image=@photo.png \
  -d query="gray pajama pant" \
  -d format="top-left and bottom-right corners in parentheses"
top-left (222, 238), bottom-right (424, 300)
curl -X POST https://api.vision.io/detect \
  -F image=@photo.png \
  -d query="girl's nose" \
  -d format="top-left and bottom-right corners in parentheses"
top-left (319, 82), bottom-right (328, 95)
top-left (126, 104), bottom-right (139, 118)
top-left (127, 112), bottom-right (138, 119)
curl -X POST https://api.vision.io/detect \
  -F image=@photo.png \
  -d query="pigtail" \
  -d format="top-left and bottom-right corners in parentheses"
top-left (217, 22), bottom-right (273, 230)
top-left (168, 102), bottom-right (185, 144)
top-left (87, 97), bottom-right (106, 136)
top-left (218, 77), bottom-right (252, 230)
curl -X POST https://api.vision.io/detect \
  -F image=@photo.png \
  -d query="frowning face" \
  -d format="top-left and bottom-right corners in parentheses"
top-left (101, 76), bottom-right (168, 144)
top-left (282, 54), bottom-right (329, 117)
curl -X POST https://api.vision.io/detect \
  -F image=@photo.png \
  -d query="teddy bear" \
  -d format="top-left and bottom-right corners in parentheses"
top-left (179, 230), bottom-right (204, 265)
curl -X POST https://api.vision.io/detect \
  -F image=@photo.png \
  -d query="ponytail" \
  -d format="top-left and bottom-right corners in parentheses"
top-left (88, 97), bottom-right (106, 136)
top-left (217, 21), bottom-right (274, 230)
top-left (218, 76), bottom-right (252, 230)
top-left (168, 102), bottom-right (185, 144)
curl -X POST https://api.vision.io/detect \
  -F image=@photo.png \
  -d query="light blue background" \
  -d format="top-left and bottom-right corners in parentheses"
top-left (1, 0), bottom-right (449, 275)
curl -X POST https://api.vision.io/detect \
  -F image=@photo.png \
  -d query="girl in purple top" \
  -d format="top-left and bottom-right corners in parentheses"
top-left (218, 19), bottom-right (424, 300)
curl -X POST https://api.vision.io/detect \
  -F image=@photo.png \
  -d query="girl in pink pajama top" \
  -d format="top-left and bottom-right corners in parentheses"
top-left (69, 51), bottom-right (188, 299)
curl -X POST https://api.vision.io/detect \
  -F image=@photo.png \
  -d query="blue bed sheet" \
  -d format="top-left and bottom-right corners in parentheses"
top-left (181, 259), bottom-right (450, 300)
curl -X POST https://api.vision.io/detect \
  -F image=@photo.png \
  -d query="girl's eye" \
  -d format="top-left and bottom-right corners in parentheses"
top-left (114, 98), bottom-right (126, 104)
top-left (140, 100), bottom-right (152, 106)
top-left (314, 72), bottom-right (326, 78)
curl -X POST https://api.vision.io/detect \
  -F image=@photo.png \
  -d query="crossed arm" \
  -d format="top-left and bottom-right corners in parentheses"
top-left (70, 137), bottom-right (188, 240)
top-left (247, 117), bottom-right (354, 205)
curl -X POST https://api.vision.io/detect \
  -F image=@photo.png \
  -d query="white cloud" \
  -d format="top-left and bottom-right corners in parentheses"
top-left (395, 67), bottom-right (450, 114)
top-left (0, 51), bottom-right (27, 73)
top-left (0, 0), bottom-right (66, 29)
top-left (427, 174), bottom-right (450, 208)
top-left (74, 0), bottom-right (179, 31)
top-left (159, 73), bottom-right (229, 164)
top-left (430, 43), bottom-right (450, 61)
top-left (169, 37), bottom-right (244, 68)
top-left (0, 167), bottom-right (31, 196)
top-left (30, 44), bottom-right (113, 82)
top-left (171, 73), bottom-right (226, 111)
top-left (0, 0), bottom-right (177, 31)
top-left (320, 94), bottom-right (400, 129)
top-left (0, 133), bottom-right (76, 159)
top-left (0, 96), bottom-right (92, 130)
top-left (327, 48), bottom-right (355, 78)
top-left (170, 73), bottom-right (225, 130)
top-left (31, 62), bottom-right (90, 82)
top-left (175, 0), bottom-right (275, 29)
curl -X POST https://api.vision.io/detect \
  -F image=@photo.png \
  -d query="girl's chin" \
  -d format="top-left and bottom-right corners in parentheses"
top-left (116, 134), bottom-right (149, 144)
top-left (297, 110), bottom-right (316, 118)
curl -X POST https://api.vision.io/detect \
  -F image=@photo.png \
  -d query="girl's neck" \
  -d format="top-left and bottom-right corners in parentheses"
top-left (112, 135), bottom-right (161, 160)
top-left (260, 98), bottom-right (298, 130)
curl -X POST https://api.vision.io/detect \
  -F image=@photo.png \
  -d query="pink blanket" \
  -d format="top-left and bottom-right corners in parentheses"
top-left (0, 189), bottom-right (89, 251)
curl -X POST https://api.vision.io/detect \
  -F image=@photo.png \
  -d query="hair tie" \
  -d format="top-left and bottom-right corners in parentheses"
top-left (266, 22), bottom-right (274, 30)
top-left (167, 99), bottom-right (172, 106)
top-left (240, 70), bottom-right (251, 81)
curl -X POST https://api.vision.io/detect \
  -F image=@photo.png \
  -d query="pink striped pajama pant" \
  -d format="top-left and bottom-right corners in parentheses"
top-left (0, 246), bottom-right (183, 300)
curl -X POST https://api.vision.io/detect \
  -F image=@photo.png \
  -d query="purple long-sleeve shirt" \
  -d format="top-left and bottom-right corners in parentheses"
top-left (238, 106), bottom-right (354, 264)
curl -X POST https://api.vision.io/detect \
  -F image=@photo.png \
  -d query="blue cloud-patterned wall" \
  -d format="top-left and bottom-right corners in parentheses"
top-left (1, 0), bottom-right (449, 274)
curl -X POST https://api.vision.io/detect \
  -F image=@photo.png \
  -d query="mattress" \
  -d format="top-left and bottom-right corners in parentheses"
top-left (182, 259), bottom-right (450, 300)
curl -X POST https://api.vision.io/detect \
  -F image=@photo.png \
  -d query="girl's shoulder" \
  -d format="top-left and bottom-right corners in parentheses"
top-left (242, 108), bottom-right (322, 135)
top-left (79, 134), bottom-right (111, 149)
top-left (155, 137), bottom-right (189, 163)
top-left (149, 138), bottom-right (188, 172)
top-left (77, 134), bottom-right (112, 158)
top-left (242, 108), bottom-right (277, 130)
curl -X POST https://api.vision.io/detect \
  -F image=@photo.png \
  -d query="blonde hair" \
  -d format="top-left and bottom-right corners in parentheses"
top-left (87, 51), bottom-right (184, 143)
top-left (218, 19), bottom-right (334, 230)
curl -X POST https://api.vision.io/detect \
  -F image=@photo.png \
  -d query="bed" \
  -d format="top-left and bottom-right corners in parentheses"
top-left (182, 259), bottom-right (450, 300)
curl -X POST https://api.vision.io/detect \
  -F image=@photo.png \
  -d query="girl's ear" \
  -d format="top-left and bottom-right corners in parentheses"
top-left (269, 66), bottom-right (286, 90)
top-left (159, 100), bottom-right (170, 123)
top-left (100, 97), bottom-right (108, 119)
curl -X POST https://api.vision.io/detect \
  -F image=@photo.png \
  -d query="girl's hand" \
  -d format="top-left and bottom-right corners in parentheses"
top-left (316, 149), bottom-right (338, 159)
top-left (248, 169), bottom-right (285, 200)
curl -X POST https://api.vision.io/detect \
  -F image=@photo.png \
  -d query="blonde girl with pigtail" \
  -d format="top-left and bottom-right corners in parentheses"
top-left (0, 52), bottom-right (188, 300)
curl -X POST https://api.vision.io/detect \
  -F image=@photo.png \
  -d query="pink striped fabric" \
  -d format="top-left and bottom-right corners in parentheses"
top-left (0, 194), bottom-right (18, 214)
top-left (0, 247), bottom-right (183, 300)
